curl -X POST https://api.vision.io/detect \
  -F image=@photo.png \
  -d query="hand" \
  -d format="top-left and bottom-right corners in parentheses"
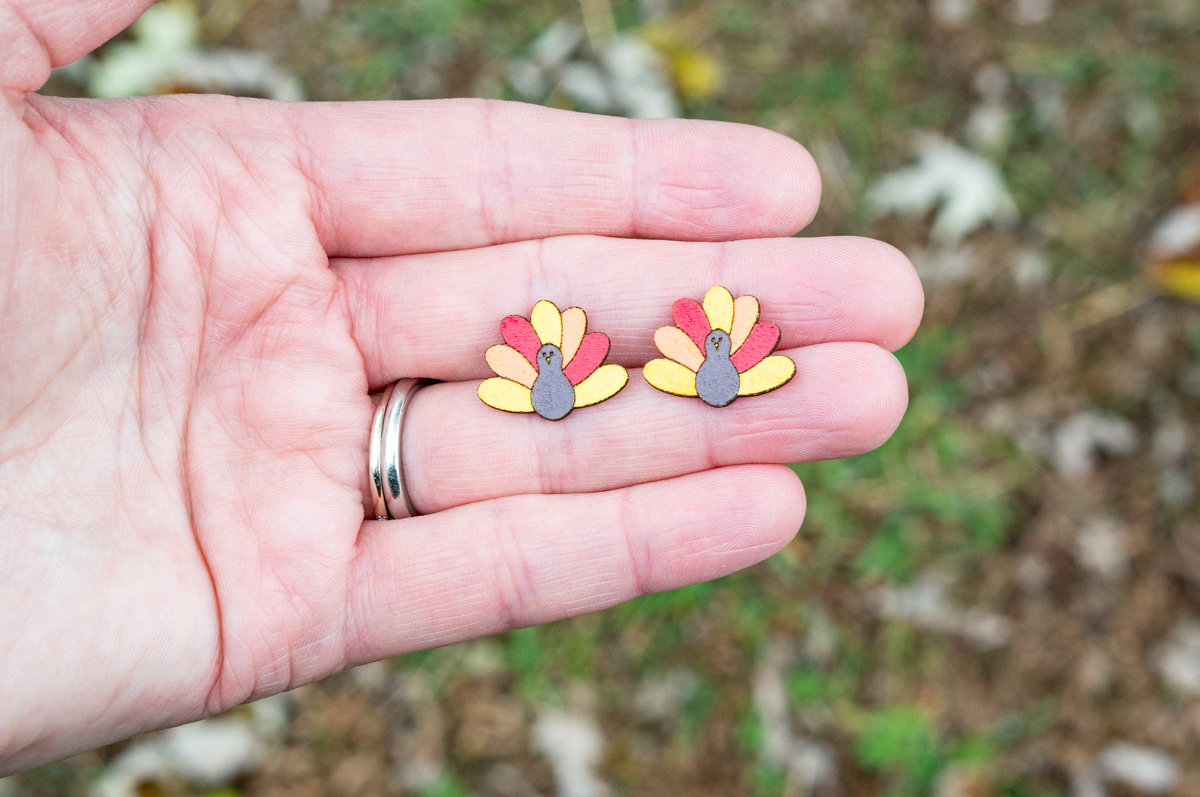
top-left (0, 0), bottom-right (922, 772)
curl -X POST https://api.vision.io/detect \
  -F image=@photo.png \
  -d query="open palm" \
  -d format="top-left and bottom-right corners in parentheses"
top-left (0, 0), bottom-right (922, 772)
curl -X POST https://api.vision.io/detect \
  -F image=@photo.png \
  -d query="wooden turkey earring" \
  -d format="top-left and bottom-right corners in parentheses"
top-left (643, 286), bottom-right (795, 407)
top-left (478, 301), bottom-right (629, 421)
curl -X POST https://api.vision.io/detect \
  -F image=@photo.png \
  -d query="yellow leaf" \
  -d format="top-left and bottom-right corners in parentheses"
top-left (639, 20), bottom-right (724, 103)
top-left (1153, 260), bottom-right (1200, 301)
top-left (670, 49), bottom-right (724, 102)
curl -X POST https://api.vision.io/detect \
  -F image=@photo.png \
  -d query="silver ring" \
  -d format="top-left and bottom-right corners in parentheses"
top-left (377, 378), bottom-right (430, 520)
top-left (368, 382), bottom-right (394, 521)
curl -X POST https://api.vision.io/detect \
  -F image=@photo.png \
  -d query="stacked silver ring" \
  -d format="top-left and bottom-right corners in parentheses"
top-left (369, 378), bottom-right (430, 521)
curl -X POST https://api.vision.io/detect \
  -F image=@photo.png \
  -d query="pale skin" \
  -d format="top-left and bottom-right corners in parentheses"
top-left (0, 0), bottom-right (923, 774)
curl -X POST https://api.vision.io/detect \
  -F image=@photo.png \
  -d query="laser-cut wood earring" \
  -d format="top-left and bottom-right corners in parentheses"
top-left (643, 286), bottom-right (795, 407)
top-left (478, 301), bottom-right (629, 421)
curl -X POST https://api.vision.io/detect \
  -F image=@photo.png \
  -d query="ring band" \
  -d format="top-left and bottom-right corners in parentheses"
top-left (368, 383), bottom-right (394, 520)
top-left (370, 378), bottom-right (430, 520)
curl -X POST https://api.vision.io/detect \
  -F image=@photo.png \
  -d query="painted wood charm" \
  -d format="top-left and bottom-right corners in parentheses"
top-left (643, 286), bottom-right (795, 407)
top-left (479, 301), bottom-right (629, 420)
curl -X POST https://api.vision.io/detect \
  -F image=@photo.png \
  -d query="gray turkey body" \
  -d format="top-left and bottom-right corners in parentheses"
top-left (695, 330), bottom-right (740, 407)
top-left (531, 344), bottom-right (575, 420)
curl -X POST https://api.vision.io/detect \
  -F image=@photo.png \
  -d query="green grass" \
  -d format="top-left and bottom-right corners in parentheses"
top-left (419, 776), bottom-right (475, 797)
top-left (854, 706), bottom-right (942, 797)
top-left (794, 327), bottom-right (1024, 585)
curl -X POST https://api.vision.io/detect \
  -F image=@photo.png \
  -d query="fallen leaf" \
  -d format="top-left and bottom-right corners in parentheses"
top-left (869, 134), bottom-right (1017, 244)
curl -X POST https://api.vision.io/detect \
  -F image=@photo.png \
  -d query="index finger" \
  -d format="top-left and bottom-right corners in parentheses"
top-left (282, 99), bottom-right (821, 257)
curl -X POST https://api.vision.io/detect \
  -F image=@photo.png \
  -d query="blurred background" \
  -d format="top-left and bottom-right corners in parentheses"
top-left (11, 0), bottom-right (1200, 795)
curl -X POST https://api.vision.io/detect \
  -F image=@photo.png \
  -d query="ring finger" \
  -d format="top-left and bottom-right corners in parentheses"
top-left (399, 340), bottom-right (905, 514)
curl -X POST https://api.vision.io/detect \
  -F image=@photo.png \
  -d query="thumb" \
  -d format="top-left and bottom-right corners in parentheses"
top-left (0, 0), bottom-right (153, 95)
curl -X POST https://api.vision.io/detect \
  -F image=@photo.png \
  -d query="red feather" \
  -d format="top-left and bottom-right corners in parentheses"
top-left (731, 323), bottom-right (780, 373)
top-left (563, 333), bottom-right (609, 385)
top-left (501, 315), bottom-right (541, 369)
top-left (672, 298), bottom-right (711, 350)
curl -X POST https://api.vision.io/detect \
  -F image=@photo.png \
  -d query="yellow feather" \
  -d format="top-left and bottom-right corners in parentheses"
top-left (530, 300), bottom-right (563, 347)
top-left (478, 378), bottom-right (535, 413)
top-left (738, 355), bottom-right (796, 396)
top-left (573, 364), bottom-right (629, 408)
top-left (643, 358), bottom-right (698, 397)
top-left (703, 285), bottom-right (734, 333)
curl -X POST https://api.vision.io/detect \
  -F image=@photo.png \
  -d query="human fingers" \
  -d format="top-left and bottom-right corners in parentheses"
top-left (282, 99), bottom-right (820, 256)
top-left (336, 235), bottom-right (923, 386)
top-left (345, 465), bottom-right (804, 662)
top-left (395, 342), bottom-right (904, 514)
top-left (1, 0), bottom-right (151, 94)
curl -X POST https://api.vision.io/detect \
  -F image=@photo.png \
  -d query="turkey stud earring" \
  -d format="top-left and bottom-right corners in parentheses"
top-left (643, 286), bottom-right (795, 407)
top-left (479, 300), bottom-right (629, 420)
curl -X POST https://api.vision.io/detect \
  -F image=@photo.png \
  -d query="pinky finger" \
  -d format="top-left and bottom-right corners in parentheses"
top-left (345, 465), bottom-right (805, 663)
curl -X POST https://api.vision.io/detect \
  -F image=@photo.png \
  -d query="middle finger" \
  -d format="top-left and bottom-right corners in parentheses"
top-left (335, 234), bottom-right (922, 388)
